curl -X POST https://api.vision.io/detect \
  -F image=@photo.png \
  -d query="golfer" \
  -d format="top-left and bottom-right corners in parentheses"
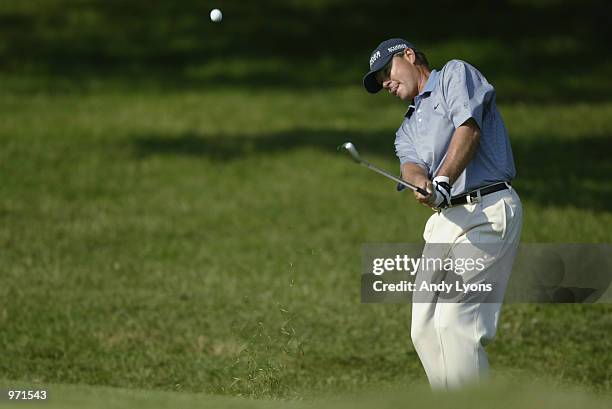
top-left (363, 38), bottom-right (523, 389)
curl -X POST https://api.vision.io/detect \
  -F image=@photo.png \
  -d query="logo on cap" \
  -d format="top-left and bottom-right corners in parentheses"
top-left (369, 51), bottom-right (381, 68)
top-left (387, 44), bottom-right (408, 53)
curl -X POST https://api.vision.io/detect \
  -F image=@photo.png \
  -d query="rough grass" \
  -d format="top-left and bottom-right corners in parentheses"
top-left (1, 378), bottom-right (611, 409)
top-left (1, 86), bottom-right (611, 400)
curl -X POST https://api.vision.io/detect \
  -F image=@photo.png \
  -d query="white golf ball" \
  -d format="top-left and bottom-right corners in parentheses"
top-left (210, 9), bottom-right (222, 23)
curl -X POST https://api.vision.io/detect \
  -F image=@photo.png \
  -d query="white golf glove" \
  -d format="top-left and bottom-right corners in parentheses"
top-left (428, 176), bottom-right (452, 210)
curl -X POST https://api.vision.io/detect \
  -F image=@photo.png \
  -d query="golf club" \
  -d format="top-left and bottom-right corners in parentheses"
top-left (337, 142), bottom-right (429, 196)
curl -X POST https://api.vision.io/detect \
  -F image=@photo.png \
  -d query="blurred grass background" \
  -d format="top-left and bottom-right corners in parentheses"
top-left (0, 0), bottom-right (611, 406)
top-left (0, 0), bottom-right (610, 99)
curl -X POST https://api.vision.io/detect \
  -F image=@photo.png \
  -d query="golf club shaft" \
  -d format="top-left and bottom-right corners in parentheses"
top-left (360, 161), bottom-right (429, 196)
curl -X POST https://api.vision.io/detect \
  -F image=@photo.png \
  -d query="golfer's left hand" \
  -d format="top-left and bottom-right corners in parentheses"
top-left (415, 177), bottom-right (452, 210)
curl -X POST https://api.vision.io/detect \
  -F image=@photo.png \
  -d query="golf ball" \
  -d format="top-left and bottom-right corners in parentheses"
top-left (210, 8), bottom-right (222, 22)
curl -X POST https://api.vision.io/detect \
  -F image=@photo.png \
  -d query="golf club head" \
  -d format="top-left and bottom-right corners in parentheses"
top-left (337, 142), bottom-right (362, 163)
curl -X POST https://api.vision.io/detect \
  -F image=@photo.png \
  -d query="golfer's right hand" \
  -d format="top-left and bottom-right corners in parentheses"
top-left (414, 180), bottom-right (435, 206)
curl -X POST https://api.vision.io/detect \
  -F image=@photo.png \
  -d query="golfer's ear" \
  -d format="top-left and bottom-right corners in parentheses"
top-left (405, 48), bottom-right (415, 63)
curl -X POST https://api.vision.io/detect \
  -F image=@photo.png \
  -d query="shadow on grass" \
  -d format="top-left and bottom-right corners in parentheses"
top-left (132, 130), bottom-right (612, 212)
top-left (0, 0), bottom-right (610, 101)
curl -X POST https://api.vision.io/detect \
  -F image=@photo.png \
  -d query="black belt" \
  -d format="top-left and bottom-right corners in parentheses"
top-left (449, 182), bottom-right (511, 206)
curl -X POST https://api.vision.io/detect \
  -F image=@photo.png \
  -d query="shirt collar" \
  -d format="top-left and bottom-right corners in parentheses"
top-left (418, 69), bottom-right (439, 97)
top-left (404, 104), bottom-right (415, 118)
top-left (405, 69), bottom-right (439, 118)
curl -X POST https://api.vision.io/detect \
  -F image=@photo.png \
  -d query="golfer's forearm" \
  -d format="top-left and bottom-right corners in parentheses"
top-left (437, 119), bottom-right (481, 184)
top-left (401, 162), bottom-right (429, 189)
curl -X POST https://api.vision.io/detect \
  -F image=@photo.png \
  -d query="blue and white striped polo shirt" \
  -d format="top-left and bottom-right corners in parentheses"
top-left (395, 60), bottom-right (516, 196)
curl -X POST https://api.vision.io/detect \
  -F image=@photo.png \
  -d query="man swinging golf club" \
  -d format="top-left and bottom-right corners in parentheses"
top-left (362, 38), bottom-right (523, 389)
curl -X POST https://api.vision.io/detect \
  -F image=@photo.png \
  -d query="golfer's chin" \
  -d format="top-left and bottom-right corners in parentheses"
top-left (396, 91), bottom-right (411, 101)
top-left (391, 86), bottom-right (409, 101)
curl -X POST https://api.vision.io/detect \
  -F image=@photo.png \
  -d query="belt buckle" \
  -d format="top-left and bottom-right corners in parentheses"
top-left (466, 189), bottom-right (482, 204)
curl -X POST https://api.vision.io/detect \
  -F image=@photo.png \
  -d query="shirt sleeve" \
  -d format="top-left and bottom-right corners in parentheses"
top-left (395, 121), bottom-right (428, 170)
top-left (441, 60), bottom-right (495, 130)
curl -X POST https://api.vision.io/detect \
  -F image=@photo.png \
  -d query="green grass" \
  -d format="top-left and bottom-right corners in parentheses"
top-left (1, 85), bottom-right (611, 401)
top-left (1, 379), bottom-right (611, 409)
top-left (1, 0), bottom-right (611, 102)
top-left (1, 1), bottom-right (611, 406)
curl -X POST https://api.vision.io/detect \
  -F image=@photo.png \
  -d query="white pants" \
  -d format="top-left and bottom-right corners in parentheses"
top-left (411, 187), bottom-right (523, 390)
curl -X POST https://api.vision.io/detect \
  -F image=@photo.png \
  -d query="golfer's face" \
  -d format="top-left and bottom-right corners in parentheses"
top-left (376, 51), bottom-right (416, 101)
